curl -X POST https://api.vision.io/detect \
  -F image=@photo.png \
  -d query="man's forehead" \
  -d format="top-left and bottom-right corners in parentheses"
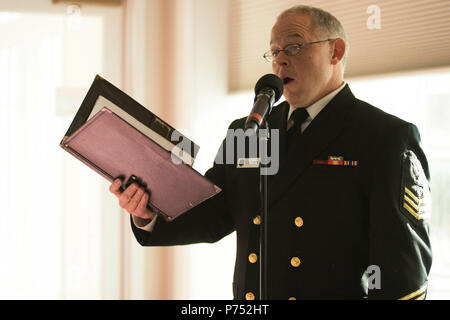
top-left (270, 14), bottom-right (313, 44)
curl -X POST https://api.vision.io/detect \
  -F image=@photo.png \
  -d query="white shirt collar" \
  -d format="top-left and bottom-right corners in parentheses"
top-left (287, 81), bottom-right (347, 122)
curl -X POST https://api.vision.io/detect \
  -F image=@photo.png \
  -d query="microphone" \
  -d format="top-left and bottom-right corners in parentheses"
top-left (245, 74), bottom-right (283, 135)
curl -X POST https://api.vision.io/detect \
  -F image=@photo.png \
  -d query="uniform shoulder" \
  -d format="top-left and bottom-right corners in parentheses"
top-left (228, 117), bottom-right (247, 130)
top-left (353, 98), bottom-right (411, 132)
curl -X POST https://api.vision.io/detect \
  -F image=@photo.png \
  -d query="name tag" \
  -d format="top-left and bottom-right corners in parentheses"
top-left (237, 158), bottom-right (260, 168)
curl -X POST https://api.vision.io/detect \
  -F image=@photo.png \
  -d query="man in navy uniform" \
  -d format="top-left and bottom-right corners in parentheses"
top-left (109, 5), bottom-right (432, 300)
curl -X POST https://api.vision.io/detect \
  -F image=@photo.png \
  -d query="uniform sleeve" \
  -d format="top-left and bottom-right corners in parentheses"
top-left (368, 122), bottom-right (432, 300)
top-left (130, 122), bottom-right (238, 247)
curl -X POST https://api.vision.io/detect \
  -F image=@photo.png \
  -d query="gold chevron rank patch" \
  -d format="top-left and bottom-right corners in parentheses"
top-left (398, 283), bottom-right (428, 300)
top-left (400, 150), bottom-right (431, 222)
top-left (403, 187), bottom-right (422, 220)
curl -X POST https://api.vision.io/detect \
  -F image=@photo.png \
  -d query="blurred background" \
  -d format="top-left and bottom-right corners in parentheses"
top-left (0, 0), bottom-right (449, 299)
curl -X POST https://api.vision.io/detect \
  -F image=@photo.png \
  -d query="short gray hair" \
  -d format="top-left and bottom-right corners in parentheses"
top-left (277, 5), bottom-right (349, 72)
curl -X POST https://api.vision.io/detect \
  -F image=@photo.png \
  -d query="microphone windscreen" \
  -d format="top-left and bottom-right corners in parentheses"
top-left (254, 74), bottom-right (283, 102)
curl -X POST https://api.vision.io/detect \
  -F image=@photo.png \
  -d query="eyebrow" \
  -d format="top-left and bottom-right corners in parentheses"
top-left (270, 33), bottom-right (304, 45)
top-left (287, 33), bottom-right (304, 40)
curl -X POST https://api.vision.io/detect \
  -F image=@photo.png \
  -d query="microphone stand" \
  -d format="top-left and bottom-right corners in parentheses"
top-left (259, 120), bottom-right (270, 300)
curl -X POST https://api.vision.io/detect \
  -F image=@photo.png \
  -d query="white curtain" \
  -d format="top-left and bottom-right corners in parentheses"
top-left (0, 4), bottom-right (122, 299)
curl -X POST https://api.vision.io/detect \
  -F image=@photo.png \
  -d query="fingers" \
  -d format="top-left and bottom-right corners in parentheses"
top-left (119, 183), bottom-right (139, 208)
top-left (137, 191), bottom-right (149, 212)
top-left (136, 192), bottom-right (156, 220)
top-left (125, 186), bottom-right (144, 213)
top-left (109, 178), bottom-right (123, 196)
top-left (126, 188), bottom-right (155, 220)
top-left (109, 178), bottom-right (155, 220)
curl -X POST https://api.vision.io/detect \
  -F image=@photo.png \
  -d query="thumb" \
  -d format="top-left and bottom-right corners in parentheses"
top-left (109, 178), bottom-right (123, 197)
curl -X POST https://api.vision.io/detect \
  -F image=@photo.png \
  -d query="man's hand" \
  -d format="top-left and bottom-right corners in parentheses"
top-left (109, 178), bottom-right (156, 224)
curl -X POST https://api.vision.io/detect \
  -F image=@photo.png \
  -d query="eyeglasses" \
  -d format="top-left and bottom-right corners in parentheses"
top-left (263, 38), bottom-right (336, 62)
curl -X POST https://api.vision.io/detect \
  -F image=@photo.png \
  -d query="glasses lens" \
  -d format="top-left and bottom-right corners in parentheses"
top-left (263, 51), bottom-right (273, 62)
top-left (285, 44), bottom-right (302, 56)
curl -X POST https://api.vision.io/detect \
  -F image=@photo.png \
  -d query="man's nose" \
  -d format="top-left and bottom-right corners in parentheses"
top-left (273, 52), bottom-right (289, 67)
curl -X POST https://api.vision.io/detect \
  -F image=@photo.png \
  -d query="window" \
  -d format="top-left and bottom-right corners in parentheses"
top-left (0, 2), bottom-right (122, 299)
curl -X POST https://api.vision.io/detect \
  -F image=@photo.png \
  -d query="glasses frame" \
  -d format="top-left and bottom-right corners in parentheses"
top-left (263, 38), bottom-right (337, 62)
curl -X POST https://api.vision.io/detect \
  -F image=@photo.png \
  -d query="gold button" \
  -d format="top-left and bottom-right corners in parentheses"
top-left (248, 253), bottom-right (258, 264)
top-left (253, 215), bottom-right (261, 225)
top-left (245, 292), bottom-right (255, 300)
top-left (294, 217), bottom-right (304, 227)
top-left (290, 257), bottom-right (301, 268)
top-left (288, 297), bottom-right (296, 300)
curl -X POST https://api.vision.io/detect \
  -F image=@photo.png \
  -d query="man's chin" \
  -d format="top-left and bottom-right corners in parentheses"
top-left (284, 94), bottom-right (304, 108)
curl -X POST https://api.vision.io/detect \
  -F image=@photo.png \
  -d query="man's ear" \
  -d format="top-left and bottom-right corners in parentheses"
top-left (330, 38), bottom-right (346, 66)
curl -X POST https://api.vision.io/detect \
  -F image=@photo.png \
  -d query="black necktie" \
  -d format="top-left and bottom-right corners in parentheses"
top-left (287, 108), bottom-right (309, 149)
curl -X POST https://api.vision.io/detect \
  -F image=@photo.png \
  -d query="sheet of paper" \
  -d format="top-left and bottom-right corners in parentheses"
top-left (88, 95), bottom-right (194, 166)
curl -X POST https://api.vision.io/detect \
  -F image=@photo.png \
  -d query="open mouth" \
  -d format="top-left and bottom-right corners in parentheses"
top-left (283, 77), bottom-right (294, 85)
